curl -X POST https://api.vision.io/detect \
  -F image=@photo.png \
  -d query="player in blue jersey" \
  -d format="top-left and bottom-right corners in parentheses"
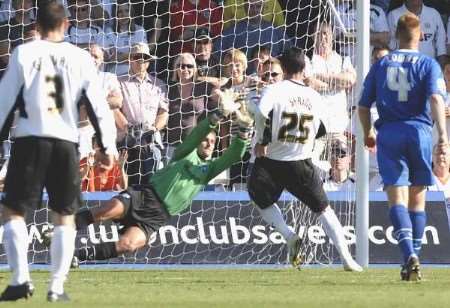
top-left (358, 13), bottom-right (448, 281)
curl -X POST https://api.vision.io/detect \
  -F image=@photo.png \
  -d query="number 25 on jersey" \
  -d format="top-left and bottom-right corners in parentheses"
top-left (277, 112), bottom-right (313, 144)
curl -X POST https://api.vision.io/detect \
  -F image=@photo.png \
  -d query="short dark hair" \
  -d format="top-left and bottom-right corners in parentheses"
top-left (37, 1), bottom-right (67, 33)
top-left (250, 45), bottom-right (271, 59)
top-left (279, 47), bottom-right (305, 76)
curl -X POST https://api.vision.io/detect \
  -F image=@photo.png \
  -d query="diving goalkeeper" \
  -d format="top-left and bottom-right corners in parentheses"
top-left (49, 90), bottom-right (253, 263)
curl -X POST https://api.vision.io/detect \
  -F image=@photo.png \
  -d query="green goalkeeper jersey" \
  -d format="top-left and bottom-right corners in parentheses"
top-left (150, 118), bottom-right (248, 215)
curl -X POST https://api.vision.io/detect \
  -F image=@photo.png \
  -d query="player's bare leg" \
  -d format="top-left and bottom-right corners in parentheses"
top-left (386, 186), bottom-right (419, 281)
top-left (75, 198), bottom-right (126, 229)
top-left (75, 226), bottom-right (147, 262)
top-left (0, 207), bottom-right (34, 301)
top-left (319, 206), bottom-right (363, 272)
top-left (47, 213), bottom-right (76, 302)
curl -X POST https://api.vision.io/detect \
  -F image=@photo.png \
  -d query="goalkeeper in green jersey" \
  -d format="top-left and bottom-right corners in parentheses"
top-left (55, 90), bottom-right (253, 263)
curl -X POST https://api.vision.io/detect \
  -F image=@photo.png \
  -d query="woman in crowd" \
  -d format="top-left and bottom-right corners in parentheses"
top-left (166, 53), bottom-right (217, 160)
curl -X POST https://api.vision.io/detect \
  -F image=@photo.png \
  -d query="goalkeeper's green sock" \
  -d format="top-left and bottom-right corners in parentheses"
top-left (76, 242), bottom-right (118, 261)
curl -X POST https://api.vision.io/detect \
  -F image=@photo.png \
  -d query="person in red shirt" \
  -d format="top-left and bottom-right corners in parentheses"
top-left (169, 0), bottom-right (223, 56)
top-left (80, 136), bottom-right (128, 192)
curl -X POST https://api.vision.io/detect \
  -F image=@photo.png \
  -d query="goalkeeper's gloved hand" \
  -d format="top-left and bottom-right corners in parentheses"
top-left (215, 89), bottom-right (241, 118)
top-left (235, 100), bottom-right (254, 134)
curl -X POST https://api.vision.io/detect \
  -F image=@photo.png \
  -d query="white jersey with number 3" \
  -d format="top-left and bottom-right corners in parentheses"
top-left (0, 40), bottom-right (116, 153)
top-left (256, 80), bottom-right (324, 161)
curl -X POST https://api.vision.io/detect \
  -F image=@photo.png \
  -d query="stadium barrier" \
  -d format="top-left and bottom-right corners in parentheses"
top-left (0, 191), bottom-right (448, 265)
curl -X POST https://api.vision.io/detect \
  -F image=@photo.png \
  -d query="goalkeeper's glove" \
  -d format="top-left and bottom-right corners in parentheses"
top-left (235, 101), bottom-right (254, 134)
top-left (215, 89), bottom-right (241, 118)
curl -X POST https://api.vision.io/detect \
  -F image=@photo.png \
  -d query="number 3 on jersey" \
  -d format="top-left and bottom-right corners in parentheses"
top-left (46, 74), bottom-right (64, 113)
top-left (277, 112), bottom-right (313, 143)
top-left (387, 67), bottom-right (411, 102)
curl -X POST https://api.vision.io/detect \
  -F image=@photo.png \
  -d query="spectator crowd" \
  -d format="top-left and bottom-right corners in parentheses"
top-left (0, 0), bottom-right (449, 197)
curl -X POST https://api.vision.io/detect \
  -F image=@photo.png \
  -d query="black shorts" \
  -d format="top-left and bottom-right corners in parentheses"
top-left (2, 137), bottom-right (81, 215)
top-left (113, 184), bottom-right (170, 240)
top-left (248, 157), bottom-right (328, 213)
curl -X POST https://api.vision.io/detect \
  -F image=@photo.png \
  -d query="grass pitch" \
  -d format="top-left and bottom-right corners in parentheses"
top-left (0, 267), bottom-right (449, 307)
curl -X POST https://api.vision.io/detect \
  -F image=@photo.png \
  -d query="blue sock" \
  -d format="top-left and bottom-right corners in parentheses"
top-left (409, 210), bottom-right (426, 257)
top-left (389, 205), bottom-right (415, 263)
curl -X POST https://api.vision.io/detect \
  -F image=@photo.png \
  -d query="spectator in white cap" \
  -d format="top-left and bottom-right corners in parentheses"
top-left (118, 43), bottom-right (169, 185)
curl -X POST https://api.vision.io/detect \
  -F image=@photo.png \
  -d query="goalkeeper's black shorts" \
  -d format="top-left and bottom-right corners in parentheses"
top-left (112, 184), bottom-right (170, 240)
top-left (248, 157), bottom-right (329, 213)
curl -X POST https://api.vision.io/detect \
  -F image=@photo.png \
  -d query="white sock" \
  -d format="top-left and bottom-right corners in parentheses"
top-left (48, 225), bottom-right (76, 294)
top-left (319, 206), bottom-right (352, 261)
top-left (3, 219), bottom-right (31, 285)
top-left (256, 204), bottom-right (296, 241)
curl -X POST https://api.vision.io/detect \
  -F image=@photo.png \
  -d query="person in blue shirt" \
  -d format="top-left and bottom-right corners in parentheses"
top-left (358, 13), bottom-right (448, 281)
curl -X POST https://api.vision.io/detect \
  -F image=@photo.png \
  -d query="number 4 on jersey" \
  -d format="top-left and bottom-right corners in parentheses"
top-left (387, 67), bottom-right (411, 102)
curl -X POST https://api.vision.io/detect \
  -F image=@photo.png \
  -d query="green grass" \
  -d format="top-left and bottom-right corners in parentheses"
top-left (0, 268), bottom-right (449, 307)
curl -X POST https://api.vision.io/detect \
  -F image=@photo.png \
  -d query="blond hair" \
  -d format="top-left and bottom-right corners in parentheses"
top-left (223, 48), bottom-right (248, 70)
top-left (171, 53), bottom-right (197, 82)
top-left (396, 13), bottom-right (421, 43)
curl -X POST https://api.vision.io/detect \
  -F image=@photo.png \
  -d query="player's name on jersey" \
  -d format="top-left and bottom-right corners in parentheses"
top-left (390, 53), bottom-right (419, 64)
top-left (288, 96), bottom-right (312, 110)
top-left (32, 55), bottom-right (70, 71)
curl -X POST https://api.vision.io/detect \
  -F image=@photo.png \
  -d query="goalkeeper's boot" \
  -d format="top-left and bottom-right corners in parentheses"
top-left (287, 235), bottom-right (303, 268)
top-left (0, 281), bottom-right (34, 301)
top-left (71, 255), bottom-right (80, 269)
top-left (47, 291), bottom-right (70, 302)
top-left (405, 255), bottom-right (421, 282)
top-left (342, 257), bottom-right (363, 272)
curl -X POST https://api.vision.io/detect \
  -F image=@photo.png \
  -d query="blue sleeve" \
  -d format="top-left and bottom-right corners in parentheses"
top-left (358, 62), bottom-right (378, 108)
top-left (425, 59), bottom-right (446, 99)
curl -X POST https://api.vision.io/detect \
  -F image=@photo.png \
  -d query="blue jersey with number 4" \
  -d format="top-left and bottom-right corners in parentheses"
top-left (359, 49), bottom-right (446, 129)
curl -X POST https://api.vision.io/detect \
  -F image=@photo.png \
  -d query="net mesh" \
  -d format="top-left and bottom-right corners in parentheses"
top-left (0, 0), bottom-right (358, 266)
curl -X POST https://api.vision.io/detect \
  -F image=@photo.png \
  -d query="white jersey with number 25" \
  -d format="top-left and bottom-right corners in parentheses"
top-left (255, 80), bottom-right (325, 161)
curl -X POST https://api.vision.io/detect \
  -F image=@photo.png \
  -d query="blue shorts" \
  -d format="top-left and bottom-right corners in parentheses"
top-left (376, 122), bottom-right (433, 186)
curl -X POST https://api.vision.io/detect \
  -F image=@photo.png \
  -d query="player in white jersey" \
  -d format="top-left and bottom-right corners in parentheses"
top-left (0, 2), bottom-right (116, 303)
top-left (370, 4), bottom-right (389, 51)
top-left (387, 0), bottom-right (446, 62)
top-left (248, 47), bottom-right (362, 272)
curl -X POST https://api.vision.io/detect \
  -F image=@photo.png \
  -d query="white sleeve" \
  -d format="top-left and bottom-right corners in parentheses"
top-left (387, 11), bottom-right (398, 50)
top-left (254, 87), bottom-right (275, 144)
top-left (434, 11), bottom-right (447, 57)
top-left (447, 17), bottom-right (450, 47)
top-left (371, 6), bottom-right (389, 33)
top-left (0, 49), bottom-right (25, 130)
top-left (136, 27), bottom-right (147, 44)
top-left (342, 56), bottom-right (354, 73)
top-left (83, 55), bottom-right (117, 155)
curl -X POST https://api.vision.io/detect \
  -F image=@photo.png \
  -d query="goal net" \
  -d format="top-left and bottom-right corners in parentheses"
top-left (0, 0), bottom-right (358, 266)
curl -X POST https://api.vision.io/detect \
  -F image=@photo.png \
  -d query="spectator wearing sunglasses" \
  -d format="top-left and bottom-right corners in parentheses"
top-left (119, 43), bottom-right (168, 185)
top-left (322, 141), bottom-right (355, 192)
top-left (260, 58), bottom-right (284, 84)
top-left (165, 53), bottom-right (217, 161)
